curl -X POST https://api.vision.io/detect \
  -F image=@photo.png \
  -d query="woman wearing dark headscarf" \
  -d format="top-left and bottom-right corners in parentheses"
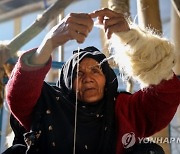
top-left (4, 8), bottom-right (180, 154)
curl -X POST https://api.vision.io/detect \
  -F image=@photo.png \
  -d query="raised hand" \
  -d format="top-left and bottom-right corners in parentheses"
top-left (29, 13), bottom-right (94, 65)
top-left (90, 8), bottom-right (130, 39)
top-left (47, 13), bottom-right (94, 49)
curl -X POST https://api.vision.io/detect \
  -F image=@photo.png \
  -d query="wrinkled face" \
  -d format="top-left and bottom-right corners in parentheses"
top-left (73, 58), bottom-right (106, 103)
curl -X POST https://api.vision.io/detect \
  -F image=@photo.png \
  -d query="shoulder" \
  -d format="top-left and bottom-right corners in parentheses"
top-left (116, 91), bottom-right (132, 98)
top-left (115, 91), bottom-right (132, 105)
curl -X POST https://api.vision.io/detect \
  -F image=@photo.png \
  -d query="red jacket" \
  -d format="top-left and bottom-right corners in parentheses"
top-left (6, 54), bottom-right (180, 154)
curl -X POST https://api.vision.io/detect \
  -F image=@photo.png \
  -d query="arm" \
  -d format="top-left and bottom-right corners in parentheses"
top-left (29, 13), bottom-right (93, 65)
top-left (90, 8), bottom-right (175, 88)
top-left (116, 75), bottom-right (180, 137)
top-left (110, 25), bottom-right (175, 88)
top-left (90, 8), bottom-right (180, 136)
top-left (6, 49), bottom-right (51, 130)
top-left (6, 13), bottom-right (94, 130)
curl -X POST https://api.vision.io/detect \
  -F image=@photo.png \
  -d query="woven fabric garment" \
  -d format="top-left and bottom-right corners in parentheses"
top-left (16, 46), bottom-right (118, 154)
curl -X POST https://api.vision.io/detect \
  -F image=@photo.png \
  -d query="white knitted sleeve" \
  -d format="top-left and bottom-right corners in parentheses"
top-left (110, 25), bottom-right (176, 88)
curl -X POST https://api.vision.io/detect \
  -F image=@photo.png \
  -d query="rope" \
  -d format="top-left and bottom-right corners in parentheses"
top-left (73, 46), bottom-right (80, 154)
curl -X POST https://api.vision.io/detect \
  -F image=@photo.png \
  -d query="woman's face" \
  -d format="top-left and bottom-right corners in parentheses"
top-left (73, 58), bottom-right (106, 103)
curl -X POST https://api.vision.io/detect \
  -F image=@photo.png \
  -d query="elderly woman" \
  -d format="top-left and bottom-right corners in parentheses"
top-left (5, 8), bottom-right (180, 154)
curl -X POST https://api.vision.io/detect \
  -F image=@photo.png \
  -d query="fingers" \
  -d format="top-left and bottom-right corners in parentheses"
top-left (70, 30), bottom-right (86, 44)
top-left (68, 13), bottom-right (94, 32)
top-left (66, 22), bottom-right (89, 43)
top-left (49, 8), bottom-right (129, 47)
top-left (49, 13), bottom-right (94, 46)
top-left (66, 13), bottom-right (93, 43)
top-left (68, 22), bottom-right (89, 37)
top-left (106, 23), bottom-right (128, 39)
top-left (106, 20), bottom-right (130, 39)
top-left (90, 8), bottom-right (121, 19)
top-left (90, 8), bottom-right (130, 39)
top-left (104, 17), bottom-right (124, 32)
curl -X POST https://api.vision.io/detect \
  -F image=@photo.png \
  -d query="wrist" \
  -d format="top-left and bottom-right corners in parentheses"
top-left (29, 40), bottom-right (53, 65)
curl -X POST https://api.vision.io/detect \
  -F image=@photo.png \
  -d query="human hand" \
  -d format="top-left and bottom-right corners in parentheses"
top-left (90, 8), bottom-right (130, 39)
top-left (30, 13), bottom-right (93, 65)
top-left (46, 13), bottom-right (94, 49)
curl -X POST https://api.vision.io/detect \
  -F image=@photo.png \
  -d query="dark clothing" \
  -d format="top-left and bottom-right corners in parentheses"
top-left (5, 47), bottom-right (180, 154)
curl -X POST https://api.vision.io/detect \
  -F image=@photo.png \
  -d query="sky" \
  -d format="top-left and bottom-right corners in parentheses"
top-left (0, 0), bottom-right (172, 57)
